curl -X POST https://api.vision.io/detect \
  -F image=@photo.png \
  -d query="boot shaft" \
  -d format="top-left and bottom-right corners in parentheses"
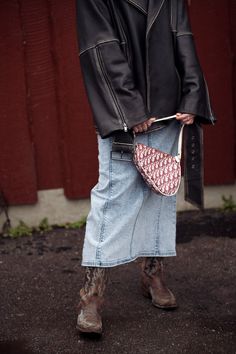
top-left (77, 267), bottom-right (108, 334)
top-left (80, 267), bottom-right (108, 306)
top-left (141, 257), bottom-right (177, 309)
top-left (141, 257), bottom-right (163, 278)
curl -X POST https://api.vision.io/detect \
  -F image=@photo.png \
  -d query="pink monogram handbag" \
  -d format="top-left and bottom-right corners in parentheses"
top-left (133, 116), bottom-right (185, 196)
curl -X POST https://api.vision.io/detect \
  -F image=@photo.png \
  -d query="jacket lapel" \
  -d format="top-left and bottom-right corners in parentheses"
top-left (146, 0), bottom-right (166, 37)
top-left (123, 0), bottom-right (166, 31)
top-left (145, 0), bottom-right (166, 110)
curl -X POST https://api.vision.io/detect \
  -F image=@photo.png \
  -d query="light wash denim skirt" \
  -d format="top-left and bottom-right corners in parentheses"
top-left (82, 119), bottom-right (181, 267)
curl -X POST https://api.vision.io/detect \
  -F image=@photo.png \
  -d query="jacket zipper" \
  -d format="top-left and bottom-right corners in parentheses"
top-left (96, 46), bottom-right (128, 132)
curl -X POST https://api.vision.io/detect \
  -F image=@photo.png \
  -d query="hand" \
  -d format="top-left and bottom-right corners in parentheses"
top-left (133, 117), bottom-right (156, 133)
top-left (176, 113), bottom-right (195, 125)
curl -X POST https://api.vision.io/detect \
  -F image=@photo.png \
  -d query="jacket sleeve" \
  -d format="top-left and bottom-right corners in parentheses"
top-left (175, 0), bottom-right (216, 124)
top-left (76, 0), bottom-right (150, 138)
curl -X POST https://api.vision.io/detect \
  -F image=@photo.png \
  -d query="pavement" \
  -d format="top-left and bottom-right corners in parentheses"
top-left (0, 209), bottom-right (235, 354)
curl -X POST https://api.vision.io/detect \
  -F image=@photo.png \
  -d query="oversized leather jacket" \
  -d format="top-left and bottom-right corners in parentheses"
top-left (76, 0), bottom-right (216, 208)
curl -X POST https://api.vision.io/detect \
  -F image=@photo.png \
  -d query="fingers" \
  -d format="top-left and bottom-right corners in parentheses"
top-left (148, 117), bottom-right (156, 125)
top-left (133, 123), bottom-right (147, 133)
top-left (133, 113), bottom-right (195, 132)
top-left (133, 117), bottom-right (156, 133)
top-left (176, 113), bottom-right (195, 125)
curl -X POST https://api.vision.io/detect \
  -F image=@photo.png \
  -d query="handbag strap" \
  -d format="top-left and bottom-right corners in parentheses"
top-left (151, 115), bottom-right (185, 162)
top-left (153, 114), bottom-right (176, 123)
top-left (176, 123), bottom-right (185, 162)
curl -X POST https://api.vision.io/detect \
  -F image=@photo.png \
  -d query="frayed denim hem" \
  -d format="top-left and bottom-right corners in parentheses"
top-left (81, 251), bottom-right (177, 268)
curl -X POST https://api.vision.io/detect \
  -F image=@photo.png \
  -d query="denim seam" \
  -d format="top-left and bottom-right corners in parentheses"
top-left (129, 132), bottom-right (151, 257)
top-left (148, 131), bottom-right (152, 147)
top-left (129, 180), bottom-right (145, 258)
top-left (95, 139), bottom-right (113, 262)
top-left (154, 195), bottom-right (163, 253)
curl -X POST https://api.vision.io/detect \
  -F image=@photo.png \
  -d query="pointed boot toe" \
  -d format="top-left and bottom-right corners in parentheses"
top-left (77, 309), bottom-right (102, 333)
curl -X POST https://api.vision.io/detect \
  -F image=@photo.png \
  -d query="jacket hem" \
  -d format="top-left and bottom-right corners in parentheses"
top-left (126, 112), bottom-right (150, 129)
top-left (177, 104), bottom-right (215, 125)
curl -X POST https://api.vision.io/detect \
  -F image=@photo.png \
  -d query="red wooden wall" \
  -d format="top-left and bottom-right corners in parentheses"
top-left (188, 0), bottom-right (235, 184)
top-left (0, 0), bottom-right (235, 206)
top-left (0, 0), bottom-right (97, 205)
top-left (229, 0), bottom-right (236, 177)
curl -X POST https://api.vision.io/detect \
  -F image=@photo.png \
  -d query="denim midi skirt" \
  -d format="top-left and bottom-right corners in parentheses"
top-left (82, 120), bottom-right (181, 267)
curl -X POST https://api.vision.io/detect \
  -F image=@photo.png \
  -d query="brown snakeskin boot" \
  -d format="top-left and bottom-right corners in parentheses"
top-left (141, 257), bottom-right (177, 309)
top-left (77, 267), bottom-right (108, 334)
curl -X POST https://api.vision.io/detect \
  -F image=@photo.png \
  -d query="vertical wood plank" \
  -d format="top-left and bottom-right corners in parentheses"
top-left (19, 0), bottom-right (63, 190)
top-left (48, 0), bottom-right (98, 198)
top-left (189, 0), bottom-right (235, 184)
top-left (229, 0), bottom-right (236, 178)
top-left (0, 0), bottom-right (37, 205)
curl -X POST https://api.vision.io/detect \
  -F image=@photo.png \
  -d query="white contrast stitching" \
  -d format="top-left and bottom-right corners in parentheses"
top-left (79, 38), bottom-right (125, 56)
top-left (125, 0), bottom-right (147, 15)
top-left (176, 31), bottom-right (193, 37)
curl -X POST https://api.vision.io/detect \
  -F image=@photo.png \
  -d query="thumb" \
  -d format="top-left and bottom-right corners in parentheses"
top-left (149, 117), bottom-right (157, 122)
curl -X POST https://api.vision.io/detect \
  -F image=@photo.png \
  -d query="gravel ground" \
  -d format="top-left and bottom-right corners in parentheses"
top-left (0, 209), bottom-right (235, 354)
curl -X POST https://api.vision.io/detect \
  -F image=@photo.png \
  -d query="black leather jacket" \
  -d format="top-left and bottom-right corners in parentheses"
top-left (76, 0), bottom-right (216, 208)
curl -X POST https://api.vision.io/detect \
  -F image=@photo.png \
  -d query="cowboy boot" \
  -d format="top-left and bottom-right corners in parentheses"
top-left (141, 257), bottom-right (177, 309)
top-left (77, 267), bottom-right (108, 334)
